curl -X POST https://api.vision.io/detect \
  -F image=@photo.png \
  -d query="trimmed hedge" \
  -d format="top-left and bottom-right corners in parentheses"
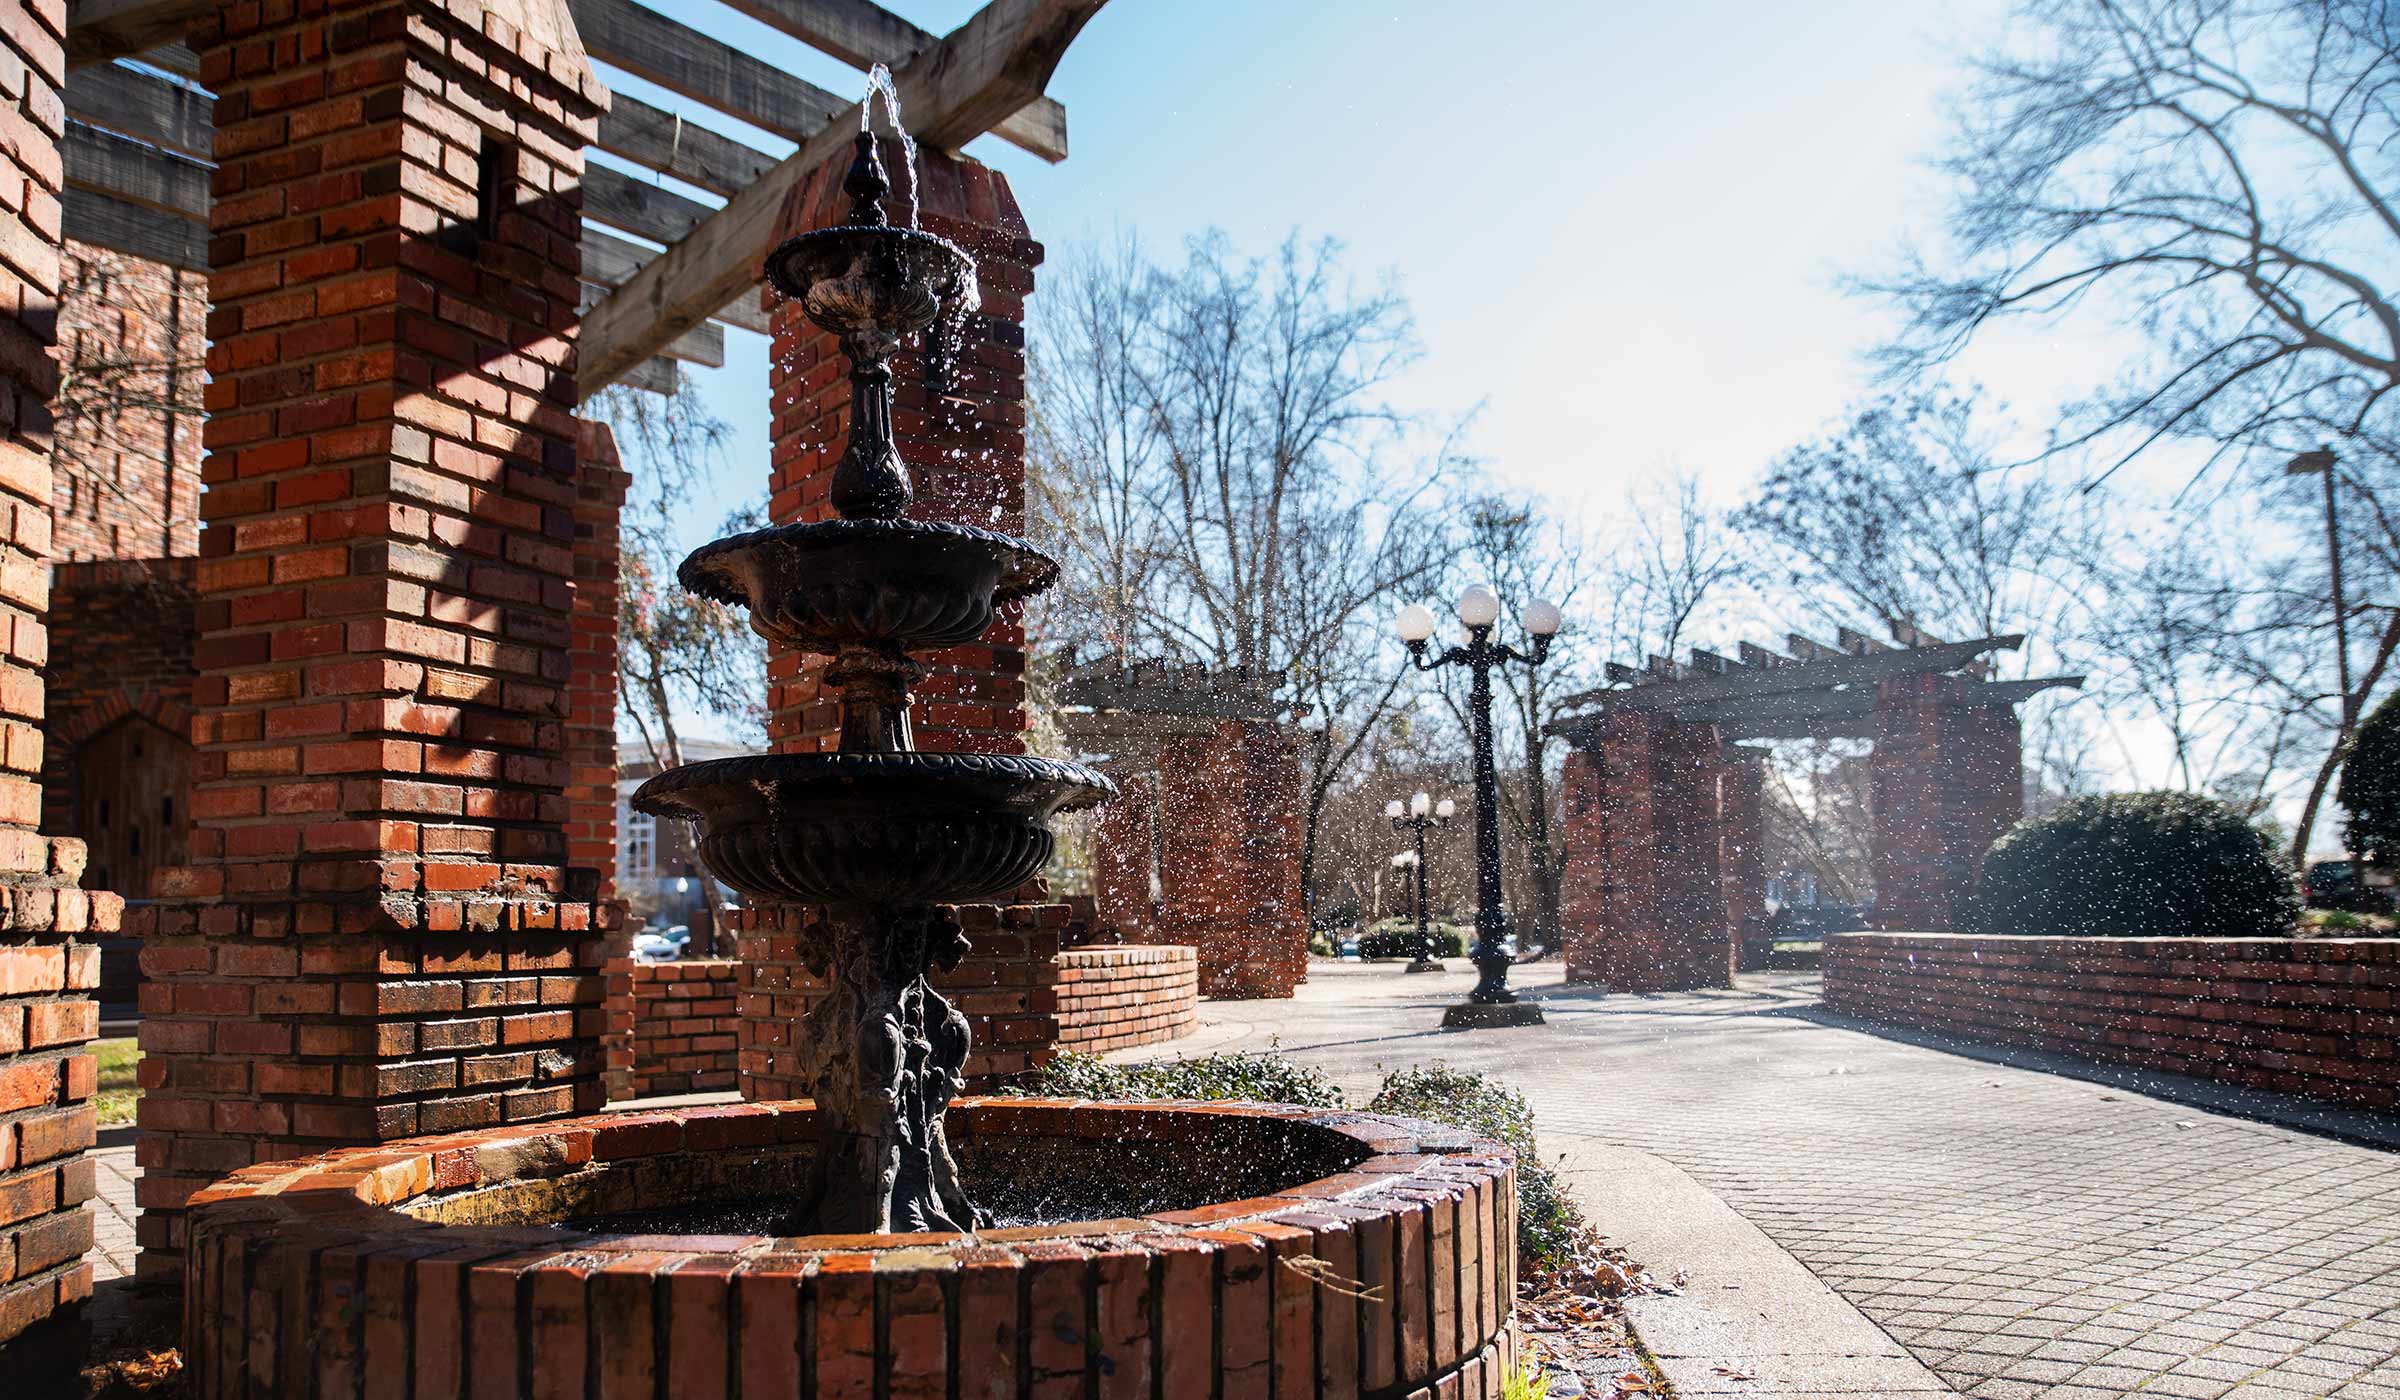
top-left (1966, 791), bottom-right (2298, 937)
top-left (2340, 692), bottom-right (2400, 868)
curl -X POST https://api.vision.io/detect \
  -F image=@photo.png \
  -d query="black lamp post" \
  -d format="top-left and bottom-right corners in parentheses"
top-left (1386, 791), bottom-right (1455, 972)
top-left (1398, 585), bottom-right (1560, 1028)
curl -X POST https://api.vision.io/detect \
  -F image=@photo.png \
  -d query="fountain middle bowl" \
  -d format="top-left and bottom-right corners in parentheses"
top-left (632, 751), bottom-right (1113, 906)
top-left (680, 517), bottom-right (1058, 654)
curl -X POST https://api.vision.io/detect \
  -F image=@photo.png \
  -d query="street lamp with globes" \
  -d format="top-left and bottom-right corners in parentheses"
top-left (1396, 585), bottom-right (1561, 1027)
top-left (1387, 791), bottom-right (1457, 972)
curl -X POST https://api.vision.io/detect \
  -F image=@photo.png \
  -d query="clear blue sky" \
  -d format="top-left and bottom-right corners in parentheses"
top-left (609, 0), bottom-right (2068, 524)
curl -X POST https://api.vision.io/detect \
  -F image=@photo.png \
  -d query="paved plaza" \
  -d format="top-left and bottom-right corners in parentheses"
top-left (82, 963), bottom-right (2400, 1397)
top-left (1157, 963), bottom-right (2400, 1400)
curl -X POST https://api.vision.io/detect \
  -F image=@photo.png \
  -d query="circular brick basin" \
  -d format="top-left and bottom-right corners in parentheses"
top-left (180, 1098), bottom-right (1518, 1399)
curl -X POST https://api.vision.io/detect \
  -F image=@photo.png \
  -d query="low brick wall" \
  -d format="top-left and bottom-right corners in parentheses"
top-left (733, 905), bottom-right (1201, 1096)
top-left (629, 959), bottom-right (740, 1097)
top-left (1824, 933), bottom-right (2400, 1110)
top-left (179, 1099), bottom-right (1519, 1400)
top-left (1057, 945), bottom-right (1198, 1054)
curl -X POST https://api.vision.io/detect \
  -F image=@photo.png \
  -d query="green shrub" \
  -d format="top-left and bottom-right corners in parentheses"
top-left (1012, 1049), bottom-right (1344, 1107)
top-left (2340, 693), bottom-right (2400, 868)
top-left (1357, 925), bottom-right (1469, 959)
top-left (1366, 1065), bottom-right (1586, 1276)
top-left (1967, 791), bottom-right (2299, 937)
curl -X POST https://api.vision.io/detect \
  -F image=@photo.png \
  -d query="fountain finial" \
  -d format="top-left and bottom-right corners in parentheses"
top-left (843, 130), bottom-right (890, 228)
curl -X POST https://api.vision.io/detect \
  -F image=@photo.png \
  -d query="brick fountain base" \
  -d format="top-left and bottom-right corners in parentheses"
top-left (179, 1099), bottom-right (1518, 1398)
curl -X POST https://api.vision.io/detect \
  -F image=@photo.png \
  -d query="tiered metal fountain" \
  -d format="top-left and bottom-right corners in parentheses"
top-left (630, 129), bottom-right (1112, 1234)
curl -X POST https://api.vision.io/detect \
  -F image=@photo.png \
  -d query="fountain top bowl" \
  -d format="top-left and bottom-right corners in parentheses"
top-left (678, 517), bottom-right (1059, 656)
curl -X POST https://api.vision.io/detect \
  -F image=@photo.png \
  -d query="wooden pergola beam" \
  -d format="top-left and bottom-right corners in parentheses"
top-left (64, 0), bottom-right (209, 68)
top-left (709, 0), bottom-right (1069, 162)
top-left (580, 226), bottom-right (769, 337)
top-left (596, 91), bottom-right (779, 199)
top-left (66, 61), bottom-right (211, 160)
top-left (576, 0), bottom-right (1104, 399)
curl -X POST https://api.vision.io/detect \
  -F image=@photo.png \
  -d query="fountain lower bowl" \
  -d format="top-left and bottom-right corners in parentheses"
top-left (632, 752), bottom-right (1113, 905)
top-left (179, 1099), bottom-right (1519, 1400)
top-left (680, 518), bottom-right (1058, 654)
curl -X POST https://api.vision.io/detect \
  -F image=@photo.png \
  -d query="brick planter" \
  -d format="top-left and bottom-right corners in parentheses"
top-left (1058, 946), bottom-right (1199, 1054)
top-left (1825, 933), bottom-right (2400, 1109)
top-left (180, 1099), bottom-right (1517, 1398)
top-left (627, 960), bottom-right (742, 1097)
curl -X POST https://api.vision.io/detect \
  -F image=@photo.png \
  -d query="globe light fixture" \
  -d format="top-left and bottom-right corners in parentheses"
top-left (1392, 586), bottom-right (1564, 1026)
top-left (1389, 792), bottom-right (1456, 973)
top-left (1456, 585), bottom-right (1501, 629)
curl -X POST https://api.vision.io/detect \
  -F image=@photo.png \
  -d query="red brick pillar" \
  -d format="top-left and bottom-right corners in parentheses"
top-left (569, 421), bottom-right (634, 1101)
top-left (1089, 770), bottom-right (1156, 940)
top-left (126, 0), bottom-right (615, 1272)
top-left (1721, 747), bottom-right (1769, 971)
top-left (735, 141), bottom-right (1068, 1092)
top-left (0, 0), bottom-right (117, 1348)
top-left (1154, 719), bottom-right (1305, 999)
top-left (764, 146), bottom-right (1037, 757)
top-left (1869, 676), bottom-right (2023, 931)
top-left (1558, 712), bottom-right (1733, 991)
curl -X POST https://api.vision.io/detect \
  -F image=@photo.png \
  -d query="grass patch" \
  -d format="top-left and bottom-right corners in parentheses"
top-left (93, 1036), bottom-right (138, 1128)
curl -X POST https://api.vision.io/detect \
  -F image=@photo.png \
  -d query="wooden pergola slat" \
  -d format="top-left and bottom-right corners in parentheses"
top-left (63, 184), bottom-right (204, 268)
top-left (567, 0), bottom-right (850, 146)
top-left (64, 122), bottom-right (207, 218)
top-left (580, 226), bottom-right (769, 337)
top-left (66, 62), bottom-right (211, 160)
top-left (708, 0), bottom-right (1068, 162)
top-left (64, 0), bottom-right (209, 68)
top-left (596, 91), bottom-right (780, 198)
top-left (583, 162), bottom-right (717, 247)
top-left (577, 0), bottom-right (1104, 397)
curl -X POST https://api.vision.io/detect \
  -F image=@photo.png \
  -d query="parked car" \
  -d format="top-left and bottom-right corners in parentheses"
top-left (2301, 860), bottom-right (2392, 913)
top-left (632, 925), bottom-right (692, 962)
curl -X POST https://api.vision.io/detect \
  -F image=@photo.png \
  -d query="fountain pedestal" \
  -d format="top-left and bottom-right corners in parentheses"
top-left (634, 129), bottom-right (1110, 1233)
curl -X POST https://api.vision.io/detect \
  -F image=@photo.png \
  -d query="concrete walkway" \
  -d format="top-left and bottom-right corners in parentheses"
top-left (1144, 963), bottom-right (2400, 1400)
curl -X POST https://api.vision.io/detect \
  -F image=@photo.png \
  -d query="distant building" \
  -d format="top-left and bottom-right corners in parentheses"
top-left (616, 737), bottom-right (756, 953)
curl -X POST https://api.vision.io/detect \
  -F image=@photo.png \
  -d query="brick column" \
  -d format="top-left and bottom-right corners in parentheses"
top-left (1154, 719), bottom-right (1305, 999)
top-left (568, 421), bottom-right (634, 1101)
top-left (1089, 770), bottom-right (1157, 941)
top-left (1720, 746), bottom-right (1769, 971)
top-left (1869, 676), bottom-right (2024, 932)
top-left (737, 141), bottom-right (1071, 1090)
top-left (0, 0), bottom-right (117, 1348)
top-left (765, 145), bottom-right (1037, 757)
top-left (1557, 711), bottom-right (1733, 991)
top-left (126, 0), bottom-right (615, 1272)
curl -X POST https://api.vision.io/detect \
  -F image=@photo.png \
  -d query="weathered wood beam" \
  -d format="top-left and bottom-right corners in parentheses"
top-left (584, 162), bottom-right (717, 246)
top-left (709, 0), bottom-right (1069, 162)
top-left (65, 0), bottom-right (210, 68)
top-left (595, 91), bottom-right (779, 199)
top-left (579, 284), bottom-right (724, 367)
top-left (136, 41), bottom-right (199, 76)
top-left (63, 184), bottom-right (203, 268)
top-left (64, 121), bottom-right (207, 218)
top-left (577, 0), bottom-right (1104, 398)
top-left (67, 62), bottom-right (212, 160)
top-left (580, 226), bottom-right (769, 336)
top-left (1738, 641), bottom-right (1790, 668)
top-left (569, 0), bottom-right (848, 145)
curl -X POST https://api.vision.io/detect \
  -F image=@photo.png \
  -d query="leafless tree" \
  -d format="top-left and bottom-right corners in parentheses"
top-left (589, 375), bottom-right (766, 771)
top-left (1027, 231), bottom-right (1461, 908)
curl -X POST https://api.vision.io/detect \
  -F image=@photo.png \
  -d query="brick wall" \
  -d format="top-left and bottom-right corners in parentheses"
top-left (627, 958), bottom-right (737, 1097)
top-left (1056, 945), bottom-right (1197, 1054)
top-left (0, 0), bottom-right (115, 1346)
top-left (1154, 718), bottom-right (1307, 999)
top-left (765, 143), bottom-right (1038, 759)
top-left (1720, 747), bottom-right (1767, 970)
top-left (52, 240), bottom-right (205, 564)
top-left (1088, 770), bottom-right (1156, 939)
top-left (41, 557), bottom-right (197, 835)
top-left (734, 901), bottom-right (1070, 1092)
top-left (1558, 711), bottom-right (1733, 991)
top-left (125, 0), bottom-right (619, 1272)
top-left (1824, 933), bottom-right (2400, 1110)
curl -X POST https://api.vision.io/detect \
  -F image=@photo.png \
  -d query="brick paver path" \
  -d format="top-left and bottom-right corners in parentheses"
top-left (1170, 963), bottom-right (2400, 1400)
